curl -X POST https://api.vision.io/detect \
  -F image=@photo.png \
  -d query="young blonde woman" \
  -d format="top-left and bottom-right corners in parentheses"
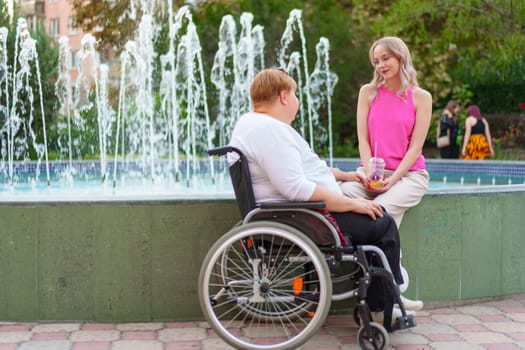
top-left (340, 36), bottom-right (432, 311)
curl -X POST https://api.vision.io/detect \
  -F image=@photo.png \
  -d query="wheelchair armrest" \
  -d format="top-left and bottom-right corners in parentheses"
top-left (258, 201), bottom-right (326, 210)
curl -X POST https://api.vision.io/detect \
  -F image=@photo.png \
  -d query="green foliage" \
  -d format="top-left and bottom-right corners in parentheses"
top-left (61, 0), bottom-right (525, 160)
top-left (362, 0), bottom-right (525, 103)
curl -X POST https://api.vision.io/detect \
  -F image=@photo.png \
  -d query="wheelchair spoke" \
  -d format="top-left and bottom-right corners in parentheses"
top-left (199, 222), bottom-right (332, 350)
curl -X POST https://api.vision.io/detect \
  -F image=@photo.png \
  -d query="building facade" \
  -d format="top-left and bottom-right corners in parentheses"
top-left (15, 0), bottom-right (84, 81)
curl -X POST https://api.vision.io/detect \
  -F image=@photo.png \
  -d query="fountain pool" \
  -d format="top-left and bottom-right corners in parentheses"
top-left (1, 158), bottom-right (524, 201)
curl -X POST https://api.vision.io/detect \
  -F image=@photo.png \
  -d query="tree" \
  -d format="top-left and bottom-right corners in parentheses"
top-left (359, 0), bottom-right (525, 112)
top-left (70, 0), bottom-right (186, 54)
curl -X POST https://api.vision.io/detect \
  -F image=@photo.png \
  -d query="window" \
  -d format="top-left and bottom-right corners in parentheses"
top-left (49, 18), bottom-right (59, 38)
top-left (71, 49), bottom-right (78, 69)
top-left (26, 16), bottom-right (35, 30)
top-left (68, 16), bottom-right (79, 35)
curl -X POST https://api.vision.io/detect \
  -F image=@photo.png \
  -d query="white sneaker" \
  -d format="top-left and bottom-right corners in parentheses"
top-left (371, 307), bottom-right (414, 326)
top-left (399, 295), bottom-right (424, 311)
top-left (393, 305), bottom-right (414, 319)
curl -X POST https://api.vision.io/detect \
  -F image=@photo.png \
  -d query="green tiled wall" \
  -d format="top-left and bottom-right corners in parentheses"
top-left (0, 191), bottom-right (523, 322)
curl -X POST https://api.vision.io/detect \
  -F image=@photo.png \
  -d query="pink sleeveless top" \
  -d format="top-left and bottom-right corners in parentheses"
top-left (368, 86), bottom-right (426, 171)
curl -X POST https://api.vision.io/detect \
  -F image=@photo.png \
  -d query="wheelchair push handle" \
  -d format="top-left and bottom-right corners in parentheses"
top-left (208, 146), bottom-right (245, 157)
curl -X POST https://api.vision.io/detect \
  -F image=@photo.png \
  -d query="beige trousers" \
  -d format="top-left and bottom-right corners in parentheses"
top-left (339, 168), bottom-right (429, 229)
top-left (340, 168), bottom-right (429, 295)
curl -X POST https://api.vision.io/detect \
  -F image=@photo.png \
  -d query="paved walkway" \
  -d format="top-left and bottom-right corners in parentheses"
top-left (1, 295), bottom-right (524, 349)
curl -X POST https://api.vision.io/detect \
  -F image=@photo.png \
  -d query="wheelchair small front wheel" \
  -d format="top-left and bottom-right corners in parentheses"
top-left (357, 322), bottom-right (389, 350)
top-left (198, 221), bottom-right (332, 350)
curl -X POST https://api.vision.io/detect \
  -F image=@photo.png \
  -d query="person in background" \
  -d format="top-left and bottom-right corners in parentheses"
top-left (438, 100), bottom-right (461, 159)
top-left (340, 36), bottom-right (432, 312)
top-left (229, 68), bottom-right (405, 328)
top-left (462, 104), bottom-right (494, 160)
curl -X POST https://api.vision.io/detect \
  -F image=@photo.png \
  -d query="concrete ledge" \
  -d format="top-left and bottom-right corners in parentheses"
top-left (0, 189), bottom-right (524, 322)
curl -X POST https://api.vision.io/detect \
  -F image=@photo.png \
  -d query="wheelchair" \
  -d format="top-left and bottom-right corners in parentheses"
top-left (198, 146), bottom-right (416, 350)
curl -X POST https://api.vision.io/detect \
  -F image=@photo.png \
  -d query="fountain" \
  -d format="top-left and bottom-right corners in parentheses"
top-left (0, 5), bottom-right (338, 195)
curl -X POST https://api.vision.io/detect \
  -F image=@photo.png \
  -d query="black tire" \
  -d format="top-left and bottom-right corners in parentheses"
top-left (357, 322), bottom-right (389, 350)
top-left (198, 221), bottom-right (332, 350)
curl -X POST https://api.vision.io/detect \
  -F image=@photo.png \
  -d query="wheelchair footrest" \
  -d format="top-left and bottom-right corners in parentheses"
top-left (392, 314), bottom-right (417, 331)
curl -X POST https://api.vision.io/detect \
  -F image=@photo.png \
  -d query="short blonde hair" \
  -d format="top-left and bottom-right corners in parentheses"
top-left (250, 68), bottom-right (297, 108)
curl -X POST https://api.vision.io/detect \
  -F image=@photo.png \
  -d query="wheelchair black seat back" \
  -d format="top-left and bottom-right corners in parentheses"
top-left (199, 146), bottom-right (416, 350)
top-left (209, 145), bottom-right (342, 247)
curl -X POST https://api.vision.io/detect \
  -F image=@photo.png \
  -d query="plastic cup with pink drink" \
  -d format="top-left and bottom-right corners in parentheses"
top-left (367, 157), bottom-right (385, 189)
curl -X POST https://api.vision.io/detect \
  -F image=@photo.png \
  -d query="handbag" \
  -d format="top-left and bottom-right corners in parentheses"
top-left (437, 128), bottom-right (450, 148)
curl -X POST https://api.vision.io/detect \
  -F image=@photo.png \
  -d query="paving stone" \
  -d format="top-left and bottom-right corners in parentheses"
top-left (158, 328), bottom-right (207, 342)
top-left (0, 344), bottom-right (17, 350)
top-left (389, 332), bottom-right (429, 345)
top-left (457, 305), bottom-right (503, 315)
top-left (70, 330), bottom-right (120, 342)
top-left (81, 323), bottom-right (115, 330)
top-left (31, 331), bottom-right (70, 340)
top-left (116, 323), bottom-right (163, 331)
top-left (0, 325), bottom-right (32, 332)
top-left (18, 340), bottom-right (71, 350)
top-left (111, 340), bottom-right (163, 350)
top-left (425, 333), bottom-right (464, 342)
top-left (506, 313), bottom-right (525, 322)
top-left (32, 323), bottom-right (81, 333)
top-left (121, 330), bottom-right (157, 340)
top-left (301, 334), bottom-right (341, 347)
top-left (483, 344), bottom-right (523, 350)
top-left (165, 322), bottom-right (200, 328)
top-left (339, 344), bottom-right (363, 350)
top-left (498, 306), bottom-right (525, 313)
top-left (461, 331), bottom-right (513, 343)
top-left (409, 322), bottom-right (457, 335)
top-left (430, 308), bottom-right (457, 314)
top-left (201, 337), bottom-right (236, 350)
top-left (71, 342), bottom-right (111, 350)
top-left (484, 321), bottom-right (525, 333)
top-left (507, 333), bottom-right (525, 341)
top-left (0, 331), bottom-right (32, 343)
top-left (476, 314), bottom-right (509, 322)
top-left (164, 341), bottom-right (201, 350)
top-left (431, 342), bottom-right (485, 350)
top-left (431, 314), bottom-right (481, 325)
top-left (452, 324), bottom-right (490, 332)
top-left (324, 325), bottom-right (357, 336)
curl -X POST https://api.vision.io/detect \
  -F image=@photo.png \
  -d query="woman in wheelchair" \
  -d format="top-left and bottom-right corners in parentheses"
top-left (229, 68), bottom-right (403, 314)
top-left (200, 68), bottom-right (415, 350)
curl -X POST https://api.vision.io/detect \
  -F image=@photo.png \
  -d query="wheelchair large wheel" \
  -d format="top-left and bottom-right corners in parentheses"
top-left (218, 243), bottom-right (320, 321)
top-left (199, 221), bottom-right (332, 350)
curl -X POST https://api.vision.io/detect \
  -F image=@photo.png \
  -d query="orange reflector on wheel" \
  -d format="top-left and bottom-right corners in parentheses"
top-left (292, 277), bottom-right (303, 295)
top-left (246, 239), bottom-right (253, 248)
top-left (308, 311), bottom-right (315, 318)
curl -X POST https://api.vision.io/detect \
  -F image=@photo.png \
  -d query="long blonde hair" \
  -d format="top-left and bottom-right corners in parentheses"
top-left (368, 36), bottom-right (418, 101)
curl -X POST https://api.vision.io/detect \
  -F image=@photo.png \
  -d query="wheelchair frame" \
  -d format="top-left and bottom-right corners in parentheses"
top-left (198, 146), bottom-right (416, 350)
